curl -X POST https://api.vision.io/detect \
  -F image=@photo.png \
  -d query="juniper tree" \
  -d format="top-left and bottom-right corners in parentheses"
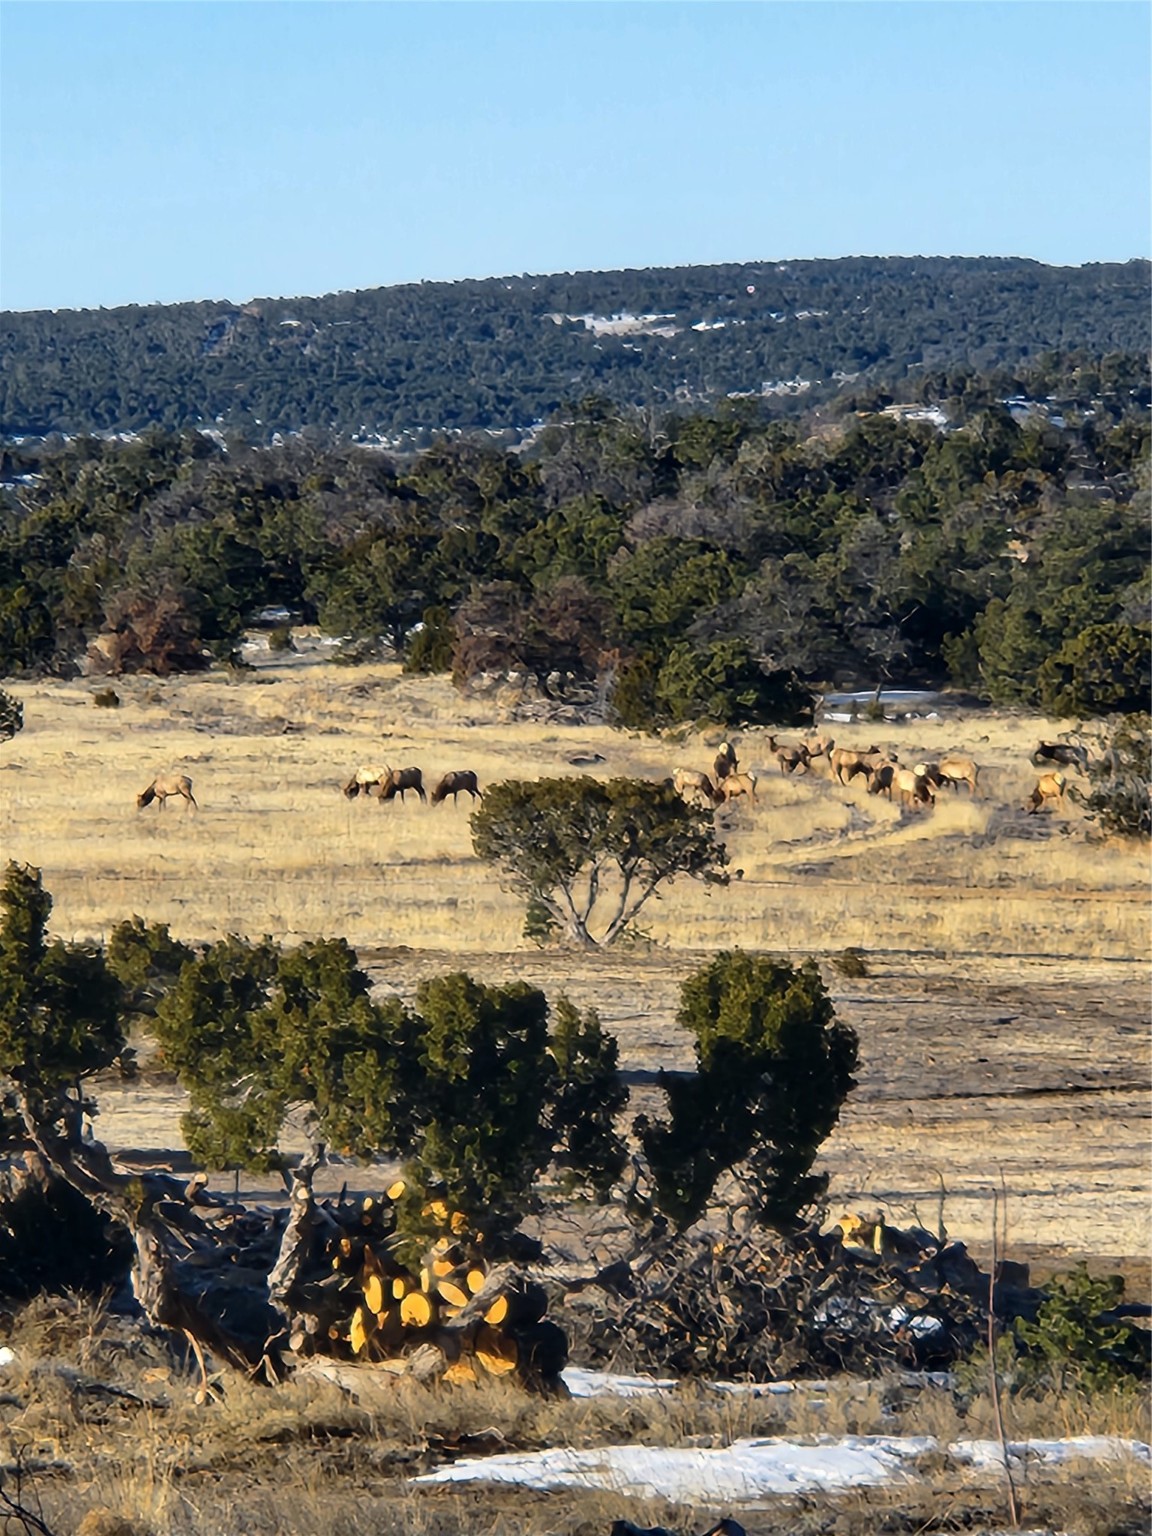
top-left (636, 951), bottom-right (858, 1232)
top-left (471, 776), bottom-right (729, 947)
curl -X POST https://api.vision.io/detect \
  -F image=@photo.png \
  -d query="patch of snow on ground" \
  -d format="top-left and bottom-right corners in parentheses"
top-left (416, 1436), bottom-right (934, 1499)
top-left (560, 1368), bottom-right (810, 1399)
top-left (953, 1436), bottom-right (1152, 1470)
top-left (414, 1434), bottom-right (1150, 1500)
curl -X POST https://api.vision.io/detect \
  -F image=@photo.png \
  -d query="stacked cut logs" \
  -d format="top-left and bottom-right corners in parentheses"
top-left (275, 1181), bottom-right (567, 1391)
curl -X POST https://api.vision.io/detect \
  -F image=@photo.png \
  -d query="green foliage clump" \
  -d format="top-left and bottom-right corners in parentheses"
top-left (470, 776), bottom-right (728, 947)
top-left (0, 689), bottom-right (23, 742)
top-left (403, 605), bottom-right (455, 674)
top-left (654, 640), bottom-right (813, 728)
top-left (1037, 622), bottom-right (1151, 718)
top-left (636, 952), bottom-right (858, 1232)
top-left (136, 921), bottom-right (627, 1251)
top-left (0, 863), bottom-right (129, 1158)
top-left (1014, 1265), bottom-right (1151, 1392)
top-left (1073, 714), bottom-right (1151, 838)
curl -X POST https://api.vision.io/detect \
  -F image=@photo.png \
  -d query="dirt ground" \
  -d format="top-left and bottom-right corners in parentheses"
top-left (2, 652), bottom-right (1149, 1283)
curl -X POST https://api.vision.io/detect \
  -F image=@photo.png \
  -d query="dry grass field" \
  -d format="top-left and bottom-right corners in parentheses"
top-left (0, 642), bottom-right (1148, 1275)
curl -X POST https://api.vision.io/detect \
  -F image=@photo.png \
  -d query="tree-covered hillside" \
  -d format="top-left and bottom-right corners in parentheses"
top-left (2, 357), bottom-right (1147, 721)
top-left (1, 257), bottom-right (1148, 441)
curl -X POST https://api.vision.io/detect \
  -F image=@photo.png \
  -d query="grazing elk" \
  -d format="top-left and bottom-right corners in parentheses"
top-left (717, 770), bottom-right (758, 805)
top-left (1032, 740), bottom-right (1089, 772)
top-left (935, 754), bottom-right (980, 796)
top-left (431, 770), bottom-right (482, 805)
top-left (1026, 772), bottom-right (1067, 814)
top-left (379, 765), bottom-right (426, 804)
top-left (774, 743), bottom-right (811, 775)
top-left (830, 745), bottom-right (883, 785)
top-left (867, 760), bottom-right (900, 800)
top-left (137, 774), bottom-right (197, 811)
top-left (894, 766), bottom-right (935, 809)
top-left (672, 767), bottom-right (721, 807)
top-left (343, 766), bottom-right (387, 799)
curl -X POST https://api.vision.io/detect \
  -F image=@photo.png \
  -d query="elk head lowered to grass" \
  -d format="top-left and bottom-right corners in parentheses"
top-left (137, 773), bottom-right (197, 811)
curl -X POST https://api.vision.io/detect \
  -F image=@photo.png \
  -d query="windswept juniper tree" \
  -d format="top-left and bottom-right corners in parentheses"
top-left (470, 776), bottom-right (729, 947)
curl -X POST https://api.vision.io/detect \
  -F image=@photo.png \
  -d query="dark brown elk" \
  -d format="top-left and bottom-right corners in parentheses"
top-left (1031, 740), bottom-right (1088, 772)
top-left (379, 765), bottom-right (426, 804)
top-left (431, 770), bottom-right (482, 805)
top-left (713, 741), bottom-right (738, 781)
top-left (1026, 772), bottom-right (1066, 813)
top-left (137, 774), bottom-right (197, 811)
top-left (775, 743), bottom-right (811, 775)
top-left (830, 745), bottom-right (882, 785)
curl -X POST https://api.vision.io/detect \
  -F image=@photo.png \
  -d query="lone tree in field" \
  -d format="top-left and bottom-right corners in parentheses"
top-left (470, 776), bottom-right (729, 947)
top-left (635, 951), bottom-right (858, 1232)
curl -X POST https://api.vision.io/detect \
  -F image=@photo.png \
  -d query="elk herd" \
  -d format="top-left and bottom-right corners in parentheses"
top-left (669, 736), bottom-right (1090, 817)
top-left (132, 739), bottom-right (1087, 822)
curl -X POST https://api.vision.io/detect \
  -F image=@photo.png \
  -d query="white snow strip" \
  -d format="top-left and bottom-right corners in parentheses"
top-left (561, 1368), bottom-right (678, 1397)
top-left (415, 1435), bottom-right (934, 1498)
top-left (560, 1368), bottom-right (822, 1399)
top-left (414, 1434), bottom-right (1151, 1500)
top-left (953, 1436), bottom-right (1152, 1470)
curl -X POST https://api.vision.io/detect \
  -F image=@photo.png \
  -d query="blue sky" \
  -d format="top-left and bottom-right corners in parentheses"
top-left (2, 1), bottom-right (1149, 312)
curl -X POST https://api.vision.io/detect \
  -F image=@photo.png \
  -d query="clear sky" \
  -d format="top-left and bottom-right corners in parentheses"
top-left (1, 1), bottom-right (1148, 312)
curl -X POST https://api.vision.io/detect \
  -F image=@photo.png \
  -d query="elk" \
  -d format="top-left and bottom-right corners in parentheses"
top-left (713, 741), bottom-right (738, 782)
top-left (894, 766), bottom-right (935, 809)
top-left (717, 771), bottom-right (758, 805)
top-left (431, 770), bottom-right (482, 806)
top-left (830, 745), bottom-right (883, 785)
top-left (1026, 772), bottom-right (1067, 814)
top-left (775, 743), bottom-right (811, 775)
top-left (672, 768), bottom-right (721, 807)
top-left (379, 766), bottom-right (426, 804)
top-left (137, 774), bottom-right (197, 811)
top-left (935, 754), bottom-right (980, 796)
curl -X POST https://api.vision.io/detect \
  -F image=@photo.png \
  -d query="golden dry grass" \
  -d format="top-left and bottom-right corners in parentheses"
top-left (0, 653), bottom-right (1148, 1263)
top-left (0, 656), bottom-right (1145, 959)
top-left (1, 1296), bottom-right (1147, 1536)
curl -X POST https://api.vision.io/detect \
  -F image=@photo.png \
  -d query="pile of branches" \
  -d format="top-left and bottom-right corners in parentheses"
top-left (553, 1215), bottom-right (1044, 1379)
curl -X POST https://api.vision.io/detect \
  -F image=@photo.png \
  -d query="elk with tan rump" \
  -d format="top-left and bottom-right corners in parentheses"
top-left (672, 767), bottom-right (722, 807)
top-left (717, 770), bottom-right (758, 805)
top-left (1026, 772), bottom-right (1067, 814)
top-left (830, 745), bottom-right (883, 785)
top-left (137, 773), bottom-right (197, 811)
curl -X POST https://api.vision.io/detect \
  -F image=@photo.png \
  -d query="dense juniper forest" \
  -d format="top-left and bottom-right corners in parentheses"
top-left (0, 257), bottom-right (1149, 726)
top-left (2, 256), bottom-right (1149, 441)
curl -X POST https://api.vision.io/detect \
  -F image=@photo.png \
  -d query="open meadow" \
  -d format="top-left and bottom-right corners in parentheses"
top-left (1, 644), bottom-right (1149, 1535)
top-left (1, 641), bottom-right (1147, 1273)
